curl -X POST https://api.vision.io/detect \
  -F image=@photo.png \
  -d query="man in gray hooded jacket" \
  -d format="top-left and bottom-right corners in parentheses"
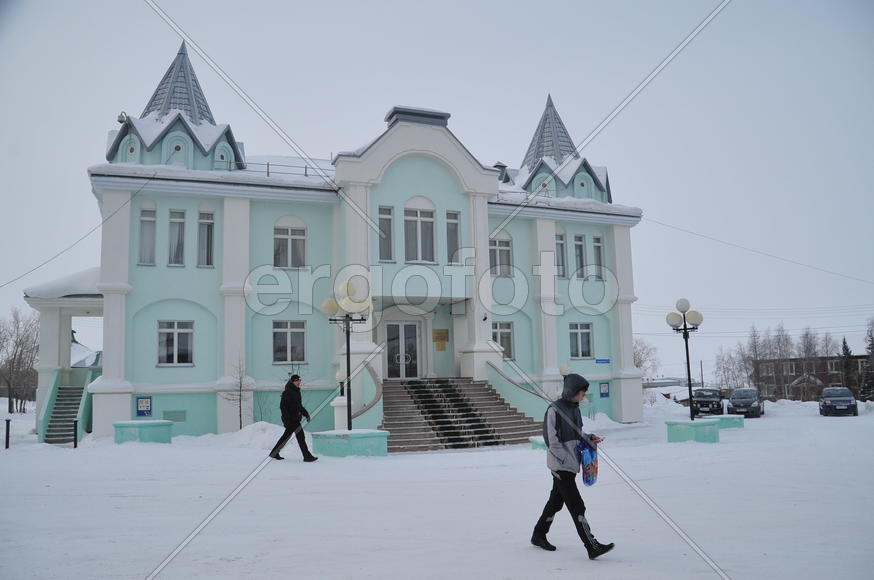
top-left (531, 373), bottom-right (614, 560)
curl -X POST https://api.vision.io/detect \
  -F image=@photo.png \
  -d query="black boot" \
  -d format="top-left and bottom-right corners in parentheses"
top-left (269, 452), bottom-right (285, 460)
top-left (587, 540), bottom-right (614, 560)
top-left (531, 535), bottom-right (556, 551)
top-left (303, 455), bottom-right (318, 462)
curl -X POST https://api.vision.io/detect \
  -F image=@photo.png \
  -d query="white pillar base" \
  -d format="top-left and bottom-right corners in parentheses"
top-left (459, 343), bottom-right (502, 380)
top-left (215, 376), bottom-right (256, 433)
top-left (331, 395), bottom-right (350, 430)
top-left (611, 373), bottom-right (644, 423)
top-left (539, 372), bottom-right (563, 400)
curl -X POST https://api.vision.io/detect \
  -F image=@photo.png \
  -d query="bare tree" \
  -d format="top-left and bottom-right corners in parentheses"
top-left (745, 325), bottom-right (764, 388)
top-left (0, 308), bottom-right (39, 413)
top-left (796, 327), bottom-right (820, 400)
top-left (219, 358), bottom-right (247, 430)
top-left (714, 344), bottom-right (747, 391)
top-left (633, 337), bottom-right (660, 378)
top-left (773, 323), bottom-right (794, 399)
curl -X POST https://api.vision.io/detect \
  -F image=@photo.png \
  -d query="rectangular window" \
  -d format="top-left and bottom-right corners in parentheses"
top-left (860, 360), bottom-right (868, 373)
top-left (555, 234), bottom-right (567, 277)
top-left (491, 321), bottom-right (514, 359)
top-left (574, 235), bottom-right (586, 278)
top-left (273, 321), bottom-right (306, 363)
top-left (404, 209), bottom-right (435, 262)
top-left (158, 321), bottom-right (193, 365)
top-left (592, 236), bottom-right (604, 280)
top-left (446, 211), bottom-right (460, 264)
top-left (762, 363), bottom-right (774, 376)
top-left (273, 227), bottom-right (306, 268)
top-left (783, 362), bottom-right (795, 375)
top-left (139, 209), bottom-right (156, 265)
top-left (378, 207), bottom-right (393, 261)
top-left (197, 212), bottom-right (214, 267)
top-left (569, 322), bottom-right (593, 359)
top-left (827, 360), bottom-right (840, 373)
top-left (489, 239), bottom-right (513, 276)
top-left (168, 210), bottom-right (185, 266)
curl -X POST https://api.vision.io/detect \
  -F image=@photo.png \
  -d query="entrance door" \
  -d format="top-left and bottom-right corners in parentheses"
top-left (386, 322), bottom-right (419, 379)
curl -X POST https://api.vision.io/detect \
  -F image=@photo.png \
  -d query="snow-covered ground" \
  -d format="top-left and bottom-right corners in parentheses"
top-left (2, 397), bottom-right (873, 579)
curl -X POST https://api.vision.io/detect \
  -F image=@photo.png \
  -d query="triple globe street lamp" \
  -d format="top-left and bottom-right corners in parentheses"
top-left (666, 299), bottom-right (704, 421)
top-left (321, 282), bottom-right (371, 431)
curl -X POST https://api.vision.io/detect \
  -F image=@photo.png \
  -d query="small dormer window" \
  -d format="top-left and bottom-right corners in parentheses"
top-left (220, 154), bottom-right (226, 160)
top-left (174, 145), bottom-right (182, 152)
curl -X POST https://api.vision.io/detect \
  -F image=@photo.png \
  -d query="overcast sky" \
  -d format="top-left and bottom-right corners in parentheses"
top-left (1, 0), bottom-right (872, 381)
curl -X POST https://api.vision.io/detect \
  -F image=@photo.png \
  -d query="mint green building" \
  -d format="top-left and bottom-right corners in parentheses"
top-left (25, 44), bottom-right (644, 443)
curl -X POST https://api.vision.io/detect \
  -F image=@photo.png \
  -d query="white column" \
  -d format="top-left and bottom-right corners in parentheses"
top-left (34, 307), bottom-right (61, 436)
top-left (90, 189), bottom-right (134, 437)
top-left (533, 219), bottom-right (562, 396)
top-left (340, 183), bottom-right (381, 413)
top-left (216, 197), bottom-right (254, 432)
top-left (609, 225), bottom-right (643, 422)
top-left (460, 193), bottom-right (501, 379)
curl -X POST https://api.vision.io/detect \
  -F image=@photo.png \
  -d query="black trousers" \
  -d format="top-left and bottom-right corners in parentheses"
top-left (533, 470), bottom-right (596, 549)
top-left (270, 422), bottom-right (313, 459)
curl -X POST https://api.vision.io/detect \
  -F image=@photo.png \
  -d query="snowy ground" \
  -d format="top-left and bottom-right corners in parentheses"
top-left (2, 397), bottom-right (873, 580)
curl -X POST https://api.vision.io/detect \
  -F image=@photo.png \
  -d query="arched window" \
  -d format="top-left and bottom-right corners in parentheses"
top-left (404, 196), bottom-right (436, 263)
top-left (274, 216), bottom-right (306, 268)
top-left (161, 131), bottom-right (194, 168)
top-left (122, 135), bottom-right (141, 163)
top-left (213, 143), bottom-right (234, 170)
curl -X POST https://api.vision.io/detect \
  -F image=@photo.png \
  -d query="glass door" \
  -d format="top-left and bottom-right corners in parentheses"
top-left (386, 322), bottom-right (419, 379)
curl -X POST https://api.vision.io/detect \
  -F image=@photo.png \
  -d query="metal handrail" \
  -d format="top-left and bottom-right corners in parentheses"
top-left (485, 360), bottom-right (551, 402)
top-left (352, 362), bottom-right (384, 419)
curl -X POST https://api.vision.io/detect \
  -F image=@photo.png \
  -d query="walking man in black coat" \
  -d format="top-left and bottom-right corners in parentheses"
top-left (531, 373), bottom-right (613, 559)
top-left (269, 375), bottom-right (318, 462)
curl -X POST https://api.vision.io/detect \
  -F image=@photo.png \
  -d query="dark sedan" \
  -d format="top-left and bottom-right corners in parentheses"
top-left (727, 388), bottom-right (765, 418)
top-left (819, 386), bottom-right (858, 416)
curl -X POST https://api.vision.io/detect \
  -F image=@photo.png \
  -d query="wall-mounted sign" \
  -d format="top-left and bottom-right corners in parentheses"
top-left (595, 358), bottom-right (611, 364)
top-left (136, 396), bottom-right (152, 417)
top-left (599, 382), bottom-right (610, 398)
top-left (432, 329), bottom-right (449, 351)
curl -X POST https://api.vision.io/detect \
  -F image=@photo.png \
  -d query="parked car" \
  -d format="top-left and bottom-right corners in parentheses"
top-left (727, 388), bottom-right (765, 418)
top-left (819, 386), bottom-right (858, 416)
top-left (692, 389), bottom-right (724, 415)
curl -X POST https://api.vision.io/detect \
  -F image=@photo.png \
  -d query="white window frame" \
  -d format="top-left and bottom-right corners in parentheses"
top-left (378, 207), bottom-right (394, 262)
top-left (859, 360), bottom-right (868, 373)
top-left (827, 360), bottom-right (840, 373)
top-left (762, 363), bottom-right (774, 376)
top-left (569, 322), bottom-right (593, 359)
top-left (489, 238), bottom-right (513, 277)
top-left (273, 320), bottom-right (306, 364)
top-left (555, 233), bottom-right (567, 278)
top-left (157, 321), bottom-right (194, 366)
top-left (274, 226), bottom-right (307, 268)
top-left (573, 234), bottom-right (586, 278)
top-left (197, 211), bottom-right (215, 267)
top-left (491, 321), bottom-right (514, 359)
top-left (168, 210), bottom-right (186, 266)
top-left (404, 209), bottom-right (435, 263)
top-left (446, 211), bottom-right (460, 264)
top-left (592, 236), bottom-right (604, 280)
top-left (783, 362), bottom-right (796, 376)
top-left (138, 208), bottom-right (156, 266)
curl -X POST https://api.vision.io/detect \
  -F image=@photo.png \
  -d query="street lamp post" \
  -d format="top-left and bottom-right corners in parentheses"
top-left (321, 283), bottom-right (370, 431)
top-left (666, 299), bottom-right (704, 421)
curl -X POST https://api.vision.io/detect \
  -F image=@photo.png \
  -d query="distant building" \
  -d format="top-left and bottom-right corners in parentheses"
top-left (752, 355), bottom-right (868, 400)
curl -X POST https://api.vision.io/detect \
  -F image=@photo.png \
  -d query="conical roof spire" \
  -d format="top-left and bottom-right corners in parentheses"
top-left (521, 94), bottom-right (579, 170)
top-left (141, 42), bottom-right (215, 125)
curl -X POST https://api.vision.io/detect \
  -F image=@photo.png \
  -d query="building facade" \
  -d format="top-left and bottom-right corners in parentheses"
top-left (26, 44), bottom-right (644, 440)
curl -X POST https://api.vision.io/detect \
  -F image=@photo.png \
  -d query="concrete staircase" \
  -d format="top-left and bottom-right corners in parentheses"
top-left (44, 386), bottom-right (84, 445)
top-left (380, 378), bottom-right (542, 453)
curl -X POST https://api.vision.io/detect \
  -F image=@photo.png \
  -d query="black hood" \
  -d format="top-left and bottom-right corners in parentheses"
top-left (561, 373), bottom-right (589, 401)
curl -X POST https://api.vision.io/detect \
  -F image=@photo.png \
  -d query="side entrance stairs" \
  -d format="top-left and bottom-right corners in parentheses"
top-left (44, 386), bottom-right (85, 445)
top-left (379, 378), bottom-right (542, 453)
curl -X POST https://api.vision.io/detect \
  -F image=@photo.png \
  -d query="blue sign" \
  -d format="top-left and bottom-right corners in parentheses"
top-left (136, 396), bottom-right (152, 417)
top-left (595, 358), bottom-right (611, 364)
top-left (599, 382), bottom-right (610, 398)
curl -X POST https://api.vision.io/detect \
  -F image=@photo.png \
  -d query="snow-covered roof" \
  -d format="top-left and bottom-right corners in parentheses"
top-left (89, 155), bottom-right (338, 191)
top-left (491, 191), bottom-right (641, 218)
top-left (24, 267), bottom-right (101, 299)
